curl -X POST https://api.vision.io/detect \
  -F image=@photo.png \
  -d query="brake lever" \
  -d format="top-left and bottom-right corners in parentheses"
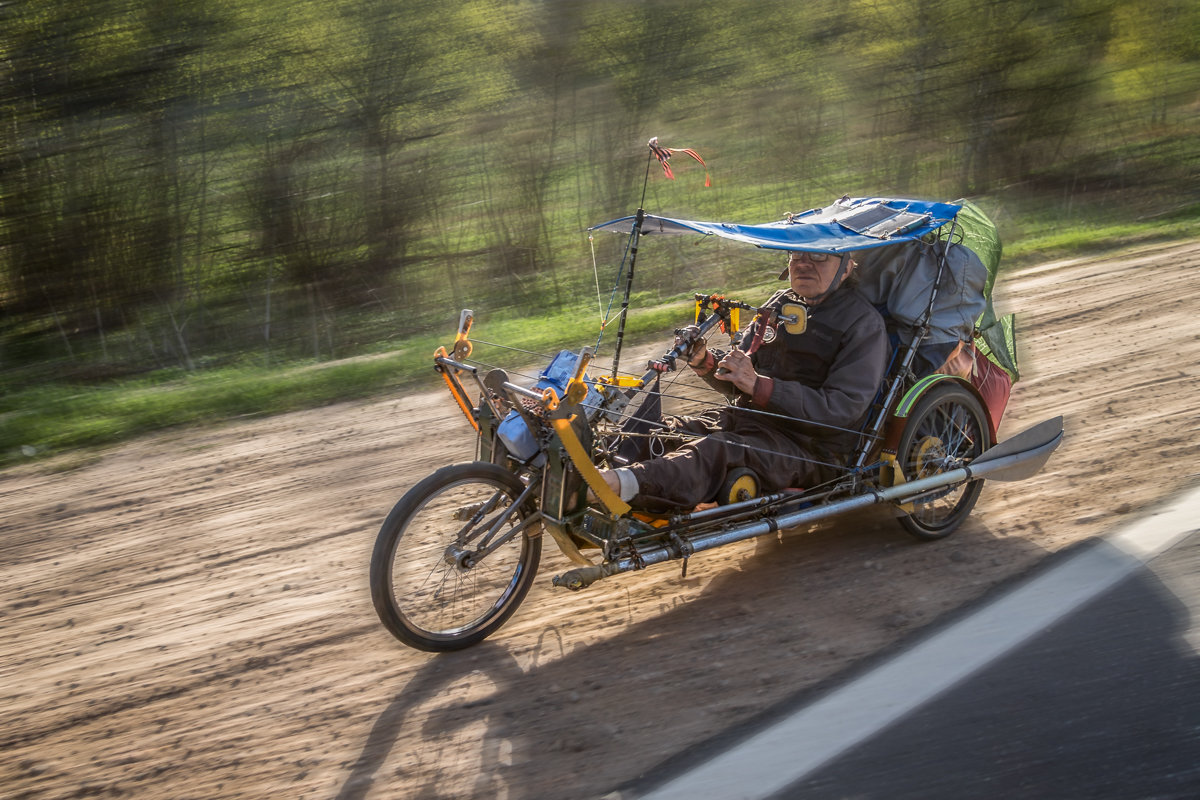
top-left (648, 312), bottom-right (725, 372)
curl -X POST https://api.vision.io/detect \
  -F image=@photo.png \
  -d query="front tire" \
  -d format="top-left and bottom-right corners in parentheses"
top-left (370, 462), bottom-right (541, 651)
top-left (895, 383), bottom-right (991, 540)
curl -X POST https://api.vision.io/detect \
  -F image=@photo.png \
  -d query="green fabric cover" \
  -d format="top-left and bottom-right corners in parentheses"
top-left (951, 199), bottom-right (1019, 382)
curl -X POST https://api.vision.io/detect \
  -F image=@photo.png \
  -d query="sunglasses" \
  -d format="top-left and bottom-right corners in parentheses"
top-left (788, 251), bottom-right (832, 263)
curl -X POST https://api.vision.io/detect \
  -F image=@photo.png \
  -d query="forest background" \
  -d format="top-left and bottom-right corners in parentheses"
top-left (2, 0), bottom-right (1198, 464)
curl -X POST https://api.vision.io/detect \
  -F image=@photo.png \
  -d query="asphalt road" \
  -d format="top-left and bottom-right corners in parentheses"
top-left (623, 485), bottom-right (1200, 800)
top-left (783, 530), bottom-right (1200, 799)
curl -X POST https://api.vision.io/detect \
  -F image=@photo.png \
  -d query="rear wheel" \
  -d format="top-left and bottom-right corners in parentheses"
top-left (895, 383), bottom-right (991, 540)
top-left (370, 462), bottom-right (541, 651)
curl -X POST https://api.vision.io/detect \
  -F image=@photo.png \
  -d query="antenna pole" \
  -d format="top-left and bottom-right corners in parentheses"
top-left (609, 149), bottom-right (655, 381)
top-left (609, 206), bottom-right (644, 381)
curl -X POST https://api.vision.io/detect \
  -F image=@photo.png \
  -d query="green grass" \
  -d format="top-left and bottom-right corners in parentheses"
top-left (1, 354), bottom-right (420, 464)
top-left (4, 208), bottom-right (1197, 470)
top-left (0, 297), bottom-right (693, 468)
top-left (1003, 217), bottom-right (1200, 264)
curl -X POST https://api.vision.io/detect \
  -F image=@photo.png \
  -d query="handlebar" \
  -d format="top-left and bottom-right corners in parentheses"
top-left (643, 309), bottom-right (726, 378)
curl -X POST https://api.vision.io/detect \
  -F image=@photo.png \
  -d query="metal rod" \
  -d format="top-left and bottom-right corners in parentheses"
top-left (501, 381), bottom-right (548, 402)
top-left (610, 207), bottom-right (645, 382)
top-left (473, 505), bottom-right (543, 561)
top-left (635, 310), bottom-right (727, 386)
top-left (473, 480), bottom-right (541, 554)
top-left (434, 356), bottom-right (477, 373)
top-left (564, 425), bottom-right (1063, 584)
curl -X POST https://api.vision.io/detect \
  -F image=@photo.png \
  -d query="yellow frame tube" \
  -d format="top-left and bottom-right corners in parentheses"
top-left (543, 389), bottom-right (630, 517)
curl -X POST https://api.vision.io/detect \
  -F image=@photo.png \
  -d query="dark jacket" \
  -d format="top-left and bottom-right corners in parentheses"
top-left (697, 285), bottom-right (889, 454)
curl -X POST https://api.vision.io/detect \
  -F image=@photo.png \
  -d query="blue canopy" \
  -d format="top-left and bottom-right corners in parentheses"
top-left (590, 196), bottom-right (962, 253)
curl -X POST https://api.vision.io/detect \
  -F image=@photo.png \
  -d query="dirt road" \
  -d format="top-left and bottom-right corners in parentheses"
top-left (2, 241), bottom-right (1198, 800)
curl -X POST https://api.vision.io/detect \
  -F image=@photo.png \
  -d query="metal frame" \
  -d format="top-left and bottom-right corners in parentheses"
top-left (420, 208), bottom-right (1059, 595)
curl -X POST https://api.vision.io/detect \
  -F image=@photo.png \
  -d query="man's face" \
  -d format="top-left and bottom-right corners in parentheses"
top-left (787, 251), bottom-right (846, 301)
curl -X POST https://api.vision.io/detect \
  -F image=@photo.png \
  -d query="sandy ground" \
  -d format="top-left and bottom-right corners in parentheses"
top-left (2, 241), bottom-right (1199, 800)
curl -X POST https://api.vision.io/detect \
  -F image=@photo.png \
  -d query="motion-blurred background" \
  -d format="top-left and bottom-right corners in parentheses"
top-left (2, 0), bottom-right (1197, 460)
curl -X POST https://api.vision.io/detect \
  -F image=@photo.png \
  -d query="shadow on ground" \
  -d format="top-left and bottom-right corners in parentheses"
top-left (338, 507), bottom-right (1049, 799)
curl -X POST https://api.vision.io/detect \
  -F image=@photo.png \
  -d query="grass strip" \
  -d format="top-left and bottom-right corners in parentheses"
top-left (1, 303), bottom-right (685, 467)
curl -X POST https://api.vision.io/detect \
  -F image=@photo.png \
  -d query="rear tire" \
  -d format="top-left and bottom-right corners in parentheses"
top-left (370, 462), bottom-right (541, 651)
top-left (895, 383), bottom-right (991, 540)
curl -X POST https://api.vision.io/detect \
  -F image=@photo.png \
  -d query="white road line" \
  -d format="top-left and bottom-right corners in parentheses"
top-left (636, 484), bottom-right (1200, 800)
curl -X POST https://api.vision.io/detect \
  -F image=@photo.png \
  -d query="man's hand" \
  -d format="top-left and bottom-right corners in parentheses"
top-left (714, 348), bottom-right (759, 394)
top-left (674, 325), bottom-right (708, 368)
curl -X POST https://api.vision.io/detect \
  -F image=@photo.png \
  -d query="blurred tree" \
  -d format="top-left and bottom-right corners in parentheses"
top-left (136, 2), bottom-right (227, 368)
top-left (712, 0), bottom-right (852, 200)
top-left (473, 0), bottom-right (588, 307)
top-left (1109, 0), bottom-right (1200, 125)
top-left (576, 0), bottom-right (712, 214)
top-left (845, 0), bottom-right (1115, 193)
top-left (0, 0), bottom-right (231, 369)
top-left (1, 0), bottom-right (1196, 384)
top-left (247, 133), bottom-right (346, 360)
top-left (288, 0), bottom-right (454, 308)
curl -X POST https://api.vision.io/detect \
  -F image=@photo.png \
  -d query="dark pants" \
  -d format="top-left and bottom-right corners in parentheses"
top-left (625, 408), bottom-right (837, 511)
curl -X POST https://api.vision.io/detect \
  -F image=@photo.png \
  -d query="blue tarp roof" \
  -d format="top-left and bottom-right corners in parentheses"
top-left (590, 196), bottom-right (962, 253)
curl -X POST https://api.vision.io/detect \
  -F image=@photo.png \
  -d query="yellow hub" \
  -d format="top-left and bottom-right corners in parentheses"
top-left (913, 436), bottom-right (946, 478)
top-left (722, 471), bottom-right (760, 505)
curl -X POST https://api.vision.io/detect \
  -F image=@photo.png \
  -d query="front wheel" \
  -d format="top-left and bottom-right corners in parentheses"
top-left (895, 382), bottom-right (991, 540)
top-left (370, 462), bottom-right (542, 651)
